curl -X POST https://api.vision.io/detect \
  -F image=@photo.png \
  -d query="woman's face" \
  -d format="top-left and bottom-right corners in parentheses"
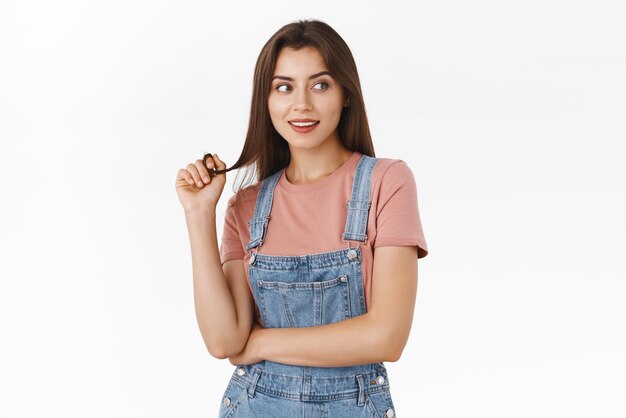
top-left (268, 46), bottom-right (348, 150)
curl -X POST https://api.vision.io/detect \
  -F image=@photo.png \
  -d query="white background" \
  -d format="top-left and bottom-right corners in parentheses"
top-left (1, 1), bottom-right (625, 417)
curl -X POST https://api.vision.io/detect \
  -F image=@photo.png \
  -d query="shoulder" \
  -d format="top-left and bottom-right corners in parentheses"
top-left (371, 157), bottom-right (415, 186)
top-left (224, 181), bottom-right (262, 215)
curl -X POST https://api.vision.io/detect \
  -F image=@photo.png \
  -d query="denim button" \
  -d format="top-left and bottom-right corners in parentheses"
top-left (375, 375), bottom-right (385, 385)
top-left (223, 397), bottom-right (231, 407)
top-left (236, 367), bottom-right (246, 376)
top-left (340, 275), bottom-right (348, 282)
top-left (385, 408), bottom-right (395, 417)
top-left (249, 253), bottom-right (256, 264)
top-left (347, 249), bottom-right (357, 260)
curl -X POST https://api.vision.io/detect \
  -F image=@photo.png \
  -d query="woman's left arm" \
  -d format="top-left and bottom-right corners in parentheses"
top-left (228, 246), bottom-right (418, 368)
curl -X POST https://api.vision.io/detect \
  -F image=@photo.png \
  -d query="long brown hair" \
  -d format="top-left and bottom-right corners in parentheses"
top-left (211, 19), bottom-right (376, 192)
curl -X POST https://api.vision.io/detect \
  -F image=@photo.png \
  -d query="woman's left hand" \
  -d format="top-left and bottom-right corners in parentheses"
top-left (228, 321), bottom-right (265, 366)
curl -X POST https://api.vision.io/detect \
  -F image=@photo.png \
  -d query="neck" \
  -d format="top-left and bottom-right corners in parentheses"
top-left (285, 137), bottom-right (353, 185)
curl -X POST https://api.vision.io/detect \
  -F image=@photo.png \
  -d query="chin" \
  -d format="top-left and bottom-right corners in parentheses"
top-left (285, 140), bottom-right (323, 150)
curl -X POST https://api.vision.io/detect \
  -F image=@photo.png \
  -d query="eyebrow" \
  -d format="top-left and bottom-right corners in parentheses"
top-left (271, 71), bottom-right (332, 81)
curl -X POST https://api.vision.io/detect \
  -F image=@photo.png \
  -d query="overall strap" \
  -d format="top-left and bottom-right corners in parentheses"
top-left (342, 154), bottom-right (379, 243)
top-left (245, 169), bottom-right (282, 252)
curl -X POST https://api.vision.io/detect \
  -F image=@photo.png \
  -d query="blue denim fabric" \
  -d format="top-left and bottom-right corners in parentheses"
top-left (218, 155), bottom-right (397, 418)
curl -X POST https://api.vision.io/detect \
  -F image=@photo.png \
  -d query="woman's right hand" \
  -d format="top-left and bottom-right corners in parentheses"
top-left (175, 153), bottom-right (226, 213)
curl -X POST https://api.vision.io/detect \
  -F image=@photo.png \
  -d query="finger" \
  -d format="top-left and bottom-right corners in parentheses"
top-left (212, 153), bottom-right (226, 171)
top-left (186, 163), bottom-right (204, 188)
top-left (195, 158), bottom-right (212, 184)
top-left (177, 168), bottom-right (195, 185)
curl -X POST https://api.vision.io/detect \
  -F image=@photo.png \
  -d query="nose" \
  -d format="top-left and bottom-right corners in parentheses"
top-left (292, 87), bottom-right (312, 112)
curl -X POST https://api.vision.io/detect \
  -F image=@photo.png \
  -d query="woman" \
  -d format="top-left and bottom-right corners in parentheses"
top-left (175, 19), bottom-right (428, 418)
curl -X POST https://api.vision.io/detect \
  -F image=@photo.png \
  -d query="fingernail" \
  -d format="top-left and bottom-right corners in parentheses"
top-left (203, 176), bottom-right (209, 182)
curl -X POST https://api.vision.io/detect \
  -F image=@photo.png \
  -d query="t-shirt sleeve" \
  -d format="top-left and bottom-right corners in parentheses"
top-left (219, 194), bottom-right (246, 265)
top-left (372, 161), bottom-right (429, 258)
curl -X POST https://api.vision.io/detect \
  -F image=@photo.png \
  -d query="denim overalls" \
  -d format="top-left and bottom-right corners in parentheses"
top-left (218, 154), bottom-right (397, 418)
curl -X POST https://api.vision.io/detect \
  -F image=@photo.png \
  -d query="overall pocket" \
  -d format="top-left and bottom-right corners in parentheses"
top-left (218, 378), bottom-right (248, 418)
top-left (257, 274), bottom-right (352, 328)
top-left (365, 388), bottom-right (396, 418)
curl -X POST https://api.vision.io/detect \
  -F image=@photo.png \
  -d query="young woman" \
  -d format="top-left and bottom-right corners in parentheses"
top-left (175, 19), bottom-right (428, 418)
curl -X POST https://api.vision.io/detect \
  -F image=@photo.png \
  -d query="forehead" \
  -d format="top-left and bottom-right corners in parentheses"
top-left (273, 46), bottom-right (328, 75)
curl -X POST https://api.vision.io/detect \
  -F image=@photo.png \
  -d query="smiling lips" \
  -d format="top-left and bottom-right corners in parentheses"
top-left (289, 118), bottom-right (319, 126)
top-left (288, 118), bottom-right (320, 133)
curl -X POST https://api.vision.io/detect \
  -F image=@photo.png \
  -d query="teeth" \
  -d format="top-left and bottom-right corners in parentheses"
top-left (290, 121), bottom-right (318, 127)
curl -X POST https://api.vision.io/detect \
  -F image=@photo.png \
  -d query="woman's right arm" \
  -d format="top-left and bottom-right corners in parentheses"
top-left (176, 153), bottom-right (253, 359)
top-left (184, 208), bottom-right (254, 359)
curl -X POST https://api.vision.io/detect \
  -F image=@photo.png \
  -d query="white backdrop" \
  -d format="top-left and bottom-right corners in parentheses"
top-left (1, 1), bottom-right (624, 417)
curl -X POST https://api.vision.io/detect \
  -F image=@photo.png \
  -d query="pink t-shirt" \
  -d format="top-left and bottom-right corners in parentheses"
top-left (219, 150), bottom-right (428, 319)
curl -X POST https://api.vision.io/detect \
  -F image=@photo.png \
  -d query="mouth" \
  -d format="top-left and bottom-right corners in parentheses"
top-left (288, 120), bottom-right (320, 127)
top-left (288, 119), bottom-right (320, 134)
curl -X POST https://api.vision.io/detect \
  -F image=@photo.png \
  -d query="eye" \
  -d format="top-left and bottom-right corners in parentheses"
top-left (274, 81), bottom-right (328, 93)
top-left (313, 81), bottom-right (329, 90)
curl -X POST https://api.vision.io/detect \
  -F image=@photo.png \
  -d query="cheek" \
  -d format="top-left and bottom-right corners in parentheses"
top-left (267, 99), bottom-right (290, 132)
top-left (268, 98), bottom-right (288, 119)
top-left (318, 92), bottom-right (344, 113)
